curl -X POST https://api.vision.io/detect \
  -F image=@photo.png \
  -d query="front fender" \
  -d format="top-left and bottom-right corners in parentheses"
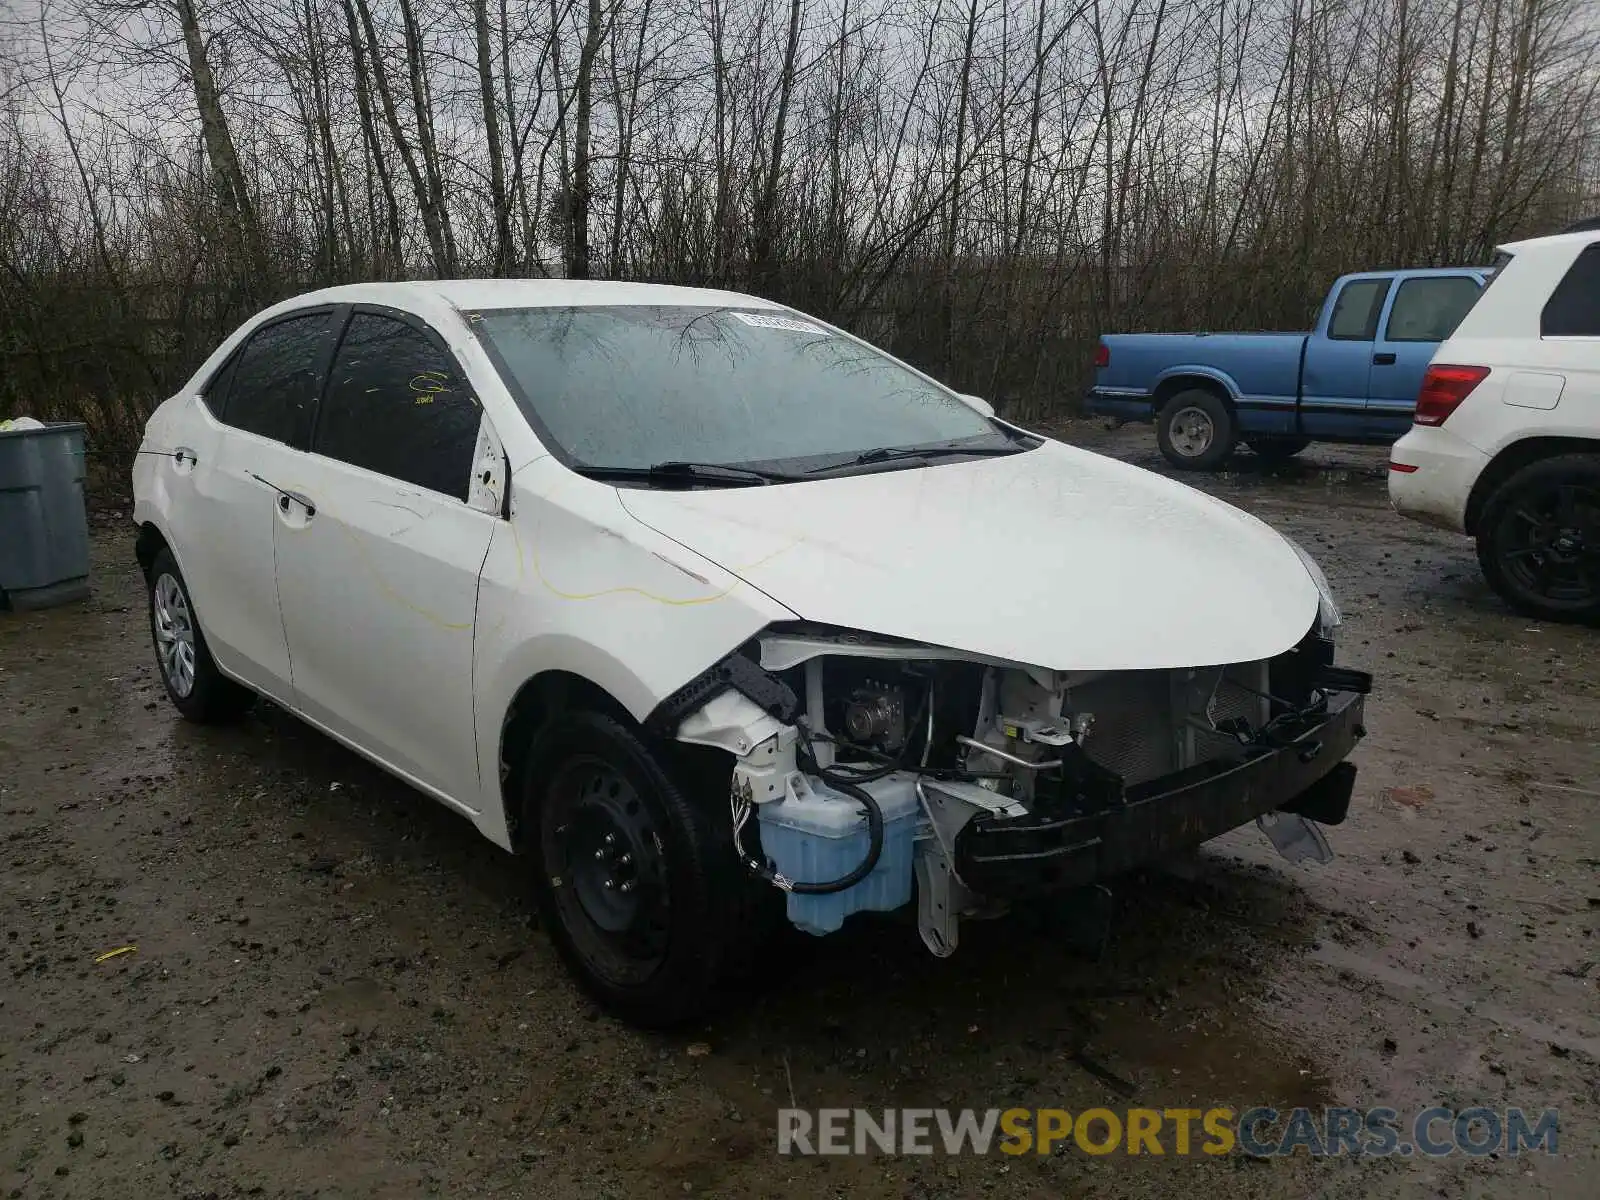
top-left (469, 456), bottom-right (797, 848)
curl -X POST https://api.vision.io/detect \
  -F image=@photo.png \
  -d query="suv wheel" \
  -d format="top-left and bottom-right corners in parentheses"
top-left (1476, 453), bottom-right (1600, 624)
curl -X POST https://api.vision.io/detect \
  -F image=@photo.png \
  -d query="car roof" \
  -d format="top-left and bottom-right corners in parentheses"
top-left (1499, 227), bottom-right (1600, 255)
top-left (280, 278), bottom-right (783, 314)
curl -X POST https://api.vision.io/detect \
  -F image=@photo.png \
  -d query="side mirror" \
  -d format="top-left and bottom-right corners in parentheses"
top-left (959, 392), bottom-right (995, 418)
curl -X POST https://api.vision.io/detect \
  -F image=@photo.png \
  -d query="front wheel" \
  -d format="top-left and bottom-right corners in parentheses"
top-left (1156, 390), bottom-right (1237, 471)
top-left (523, 710), bottom-right (766, 1027)
top-left (1476, 453), bottom-right (1600, 625)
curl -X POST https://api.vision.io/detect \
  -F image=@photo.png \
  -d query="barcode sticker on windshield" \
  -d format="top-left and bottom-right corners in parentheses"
top-left (732, 312), bottom-right (828, 335)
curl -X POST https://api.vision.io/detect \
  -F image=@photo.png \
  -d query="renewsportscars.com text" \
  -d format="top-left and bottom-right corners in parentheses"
top-left (777, 1106), bottom-right (1560, 1158)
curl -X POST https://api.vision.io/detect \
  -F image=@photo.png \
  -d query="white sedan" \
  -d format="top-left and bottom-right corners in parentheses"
top-left (133, 281), bottom-right (1368, 1025)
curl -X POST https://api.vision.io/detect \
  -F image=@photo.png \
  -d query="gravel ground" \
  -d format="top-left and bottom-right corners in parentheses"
top-left (2, 422), bottom-right (1596, 1199)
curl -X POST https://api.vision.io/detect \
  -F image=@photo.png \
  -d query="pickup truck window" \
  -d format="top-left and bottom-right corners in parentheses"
top-left (1327, 279), bottom-right (1390, 340)
top-left (1384, 277), bottom-right (1483, 342)
top-left (1541, 244), bottom-right (1600, 337)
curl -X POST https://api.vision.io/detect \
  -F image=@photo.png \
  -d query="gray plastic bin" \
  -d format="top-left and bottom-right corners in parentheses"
top-left (0, 421), bottom-right (91, 610)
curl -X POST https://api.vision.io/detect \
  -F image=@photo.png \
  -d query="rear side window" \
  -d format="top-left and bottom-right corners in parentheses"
top-left (1383, 277), bottom-right (1483, 342)
top-left (1327, 279), bottom-right (1391, 340)
top-left (202, 352), bottom-right (240, 415)
top-left (220, 312), bottom-right (333, 443)
top-left (315, 312), bottom-right (481, 500)
top-left (1541, 244), bottom-right (1600, 336)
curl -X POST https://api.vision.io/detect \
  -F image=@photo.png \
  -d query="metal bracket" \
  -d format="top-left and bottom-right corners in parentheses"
top-left (915, 837), bottom-right (967, 957)
top-left (916, 779), bottom-right (1025, 863)
top-left (913, 780), bottom-right (1017, 956)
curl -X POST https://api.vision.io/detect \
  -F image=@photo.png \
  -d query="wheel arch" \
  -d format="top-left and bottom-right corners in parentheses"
top-left (1152, 370), bottom-right (1239, 412)
top-left (497, 669), bottom-right (637, 854)
top-left (135, 521), bottom-right (171, 583)
top-left (495, 665), bottom-right (745, 857)
top-left (1465, 436), bottom-right (1600, 535)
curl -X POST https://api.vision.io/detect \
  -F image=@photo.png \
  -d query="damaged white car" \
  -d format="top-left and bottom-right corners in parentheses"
top-left (131, 281), bottom-right (1369, 1026)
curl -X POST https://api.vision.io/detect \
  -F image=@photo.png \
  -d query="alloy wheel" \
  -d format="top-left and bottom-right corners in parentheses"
top-left (153, 572), bottom-right (197, 698)
top-left (1499, 482), bottom-right (1600, 605)
top-left (1168, 405), bottom-right (1215, 458)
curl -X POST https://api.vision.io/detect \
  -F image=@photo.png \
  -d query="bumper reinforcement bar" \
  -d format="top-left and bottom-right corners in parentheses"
top-left (953, 689), bottom-right (1366, 897)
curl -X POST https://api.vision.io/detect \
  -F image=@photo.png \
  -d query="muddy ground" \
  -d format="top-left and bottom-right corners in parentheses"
top-left (2, 422), bottom-right (1597, 1200)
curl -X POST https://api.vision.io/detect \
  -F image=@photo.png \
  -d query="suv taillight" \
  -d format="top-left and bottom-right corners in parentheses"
top-left (1414, 364), bottom-right (1489, 426)
top-left (1093, 342), bottom-right (1110, 369)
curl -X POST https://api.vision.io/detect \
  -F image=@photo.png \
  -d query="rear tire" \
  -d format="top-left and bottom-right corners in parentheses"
top-left (1246, 436), bottom-right (1311, 464)
top-left (147, 548), bottom-right (256, 723)
top-left (1156, 389), bottom-right (1237, 471)
top-left (522, 709), bottom-right (769, 1027)
top-left (1475, 453), bottom-right (1600, 625)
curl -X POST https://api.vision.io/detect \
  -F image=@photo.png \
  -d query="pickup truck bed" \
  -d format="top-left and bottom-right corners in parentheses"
top-left (1088, 268), bottom-right (1489, 469)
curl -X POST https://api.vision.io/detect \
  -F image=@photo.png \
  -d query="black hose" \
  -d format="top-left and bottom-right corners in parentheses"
top-left (736, 717), bottom-right (890, 895)
top-left (741, 684), bottom-right (992, 896)
top-left (772, 773), bottom-right (886, 896)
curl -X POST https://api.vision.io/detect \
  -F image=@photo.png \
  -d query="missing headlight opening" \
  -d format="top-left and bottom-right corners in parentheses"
top-left (663, 625), bottom-right (1371, 958)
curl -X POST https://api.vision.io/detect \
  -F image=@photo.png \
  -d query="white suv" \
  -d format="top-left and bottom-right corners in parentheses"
top-left (1390, 226), bottom-right (1600, 623)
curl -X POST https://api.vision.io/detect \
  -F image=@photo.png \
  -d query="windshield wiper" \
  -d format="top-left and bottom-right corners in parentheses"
top-left (803, 442), bottom-right (1030, 476)
top-left (574, 460), bottom-right (801, 488)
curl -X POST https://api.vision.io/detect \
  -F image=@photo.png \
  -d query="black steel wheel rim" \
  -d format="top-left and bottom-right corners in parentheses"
top-left (541, 754), bottom-right (671, 987)
top-left (1500, 483), bottom-right (1600, 606)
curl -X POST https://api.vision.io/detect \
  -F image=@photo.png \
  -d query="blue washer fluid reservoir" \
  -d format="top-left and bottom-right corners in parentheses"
top-left (755, 774), bottom-right (923, 935)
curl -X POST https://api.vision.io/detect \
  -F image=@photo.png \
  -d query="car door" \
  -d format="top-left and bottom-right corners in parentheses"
top-left (1299, 276), bottom-right (1390, 439)
top-left (1368, 274), bottom-right (1485, 435)
top-left (272, 307), bottom-right (501, 809)
top-left (163, 309), bottom-right (338, 703)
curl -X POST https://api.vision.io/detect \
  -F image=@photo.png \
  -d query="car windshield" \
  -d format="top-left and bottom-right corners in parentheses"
top-left (467, 305), bottom-right (1018, 472)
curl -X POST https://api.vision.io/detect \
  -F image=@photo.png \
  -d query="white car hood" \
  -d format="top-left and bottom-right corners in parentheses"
top-left (618, 441), bottom-right (1320, 671)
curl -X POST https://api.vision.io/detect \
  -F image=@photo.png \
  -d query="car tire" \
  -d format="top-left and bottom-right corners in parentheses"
top-left (1156, 389), bottom-right (1237, 471)
top-left (1246, 436), bottom-right (1311, 464)
top-left (147, 548), bottom-right (257, 723)
top-left (1476, 454), bottom-right (1600, 625)
top-left (522, 709), bottom-right (771, 1027)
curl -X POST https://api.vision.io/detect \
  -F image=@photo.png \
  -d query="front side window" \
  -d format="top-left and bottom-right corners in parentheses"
top-left (1541, 244), bottom-right (1600, 336)
top-left (1327, 279), bottom-right (1391, 341)
top-left (220, 312), bottom-right (333, 443)
top-left (1383, 277), bottom-right (1483, 342)
top-left (315, 312), bottom-right (481, 500)
top-left (468, 305), bottom-right (1007, 471)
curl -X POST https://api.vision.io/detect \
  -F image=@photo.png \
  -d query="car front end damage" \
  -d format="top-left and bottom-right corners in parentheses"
top-left (653, 623), bottom-right (1369, 955)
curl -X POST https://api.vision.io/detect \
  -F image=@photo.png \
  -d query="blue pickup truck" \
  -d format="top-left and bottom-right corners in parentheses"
top-left (1086, 267), bottom-right (1490, 470)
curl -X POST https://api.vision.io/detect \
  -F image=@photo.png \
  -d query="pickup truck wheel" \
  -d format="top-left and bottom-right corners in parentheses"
top-left (1246, 436), bottom-right (1311, 464)
top-left (147, 548), bottom-right (256, 723)
top-left (523, 710), bottom-right (766, 1027)
top-left (1156, 390), bottom-right (1236, 471)
top-left (1476, 454), bottom-right (1600, 625)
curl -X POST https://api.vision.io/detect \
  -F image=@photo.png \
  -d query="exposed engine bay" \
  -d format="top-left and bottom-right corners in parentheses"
top-left (663, 622), bottom-right (1370, 956)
